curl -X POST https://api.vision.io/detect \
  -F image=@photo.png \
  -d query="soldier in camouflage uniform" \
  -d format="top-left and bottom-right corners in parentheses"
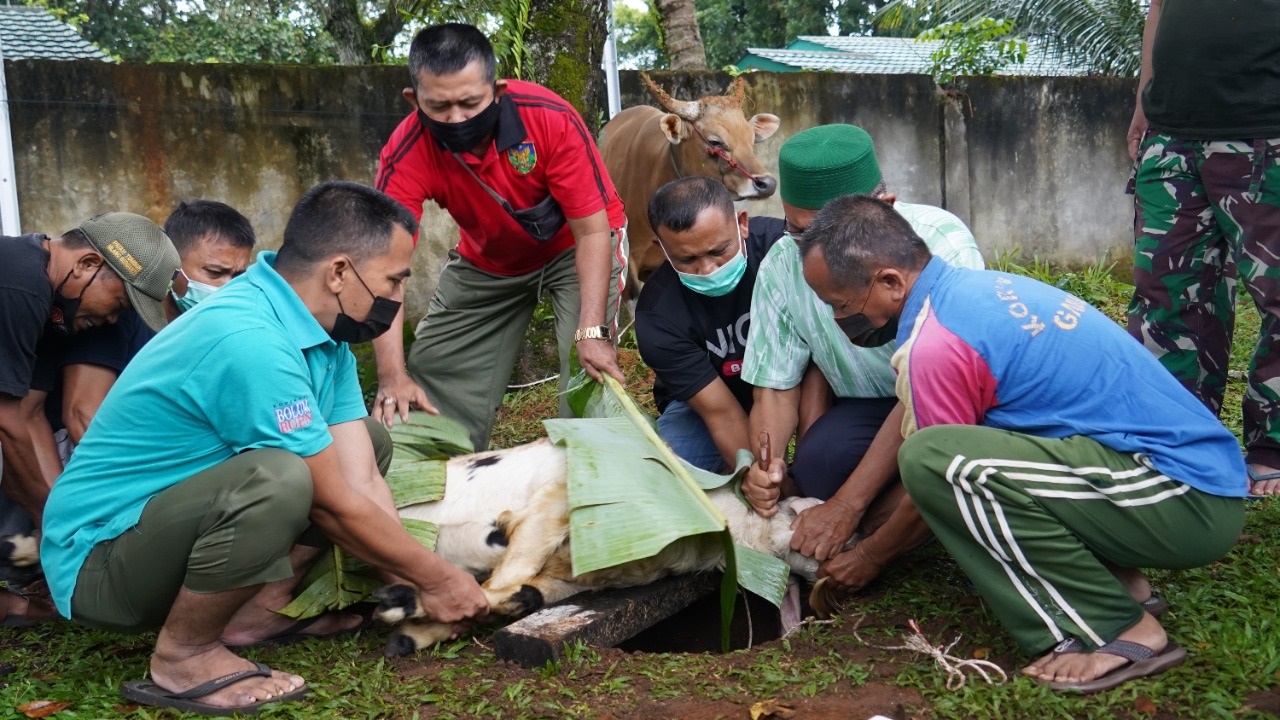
top-left (1127, 0), bottom-right (1280, 496)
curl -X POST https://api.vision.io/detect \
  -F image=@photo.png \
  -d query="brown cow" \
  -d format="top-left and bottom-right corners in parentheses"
top-left (599, 74), bottom-right (781, 293)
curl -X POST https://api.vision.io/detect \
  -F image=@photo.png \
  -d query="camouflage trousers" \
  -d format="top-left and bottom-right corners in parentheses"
top-left (1128, 132), bottom-right (1280, 466)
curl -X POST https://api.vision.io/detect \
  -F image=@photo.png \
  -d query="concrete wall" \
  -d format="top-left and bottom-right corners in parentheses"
top-left (4, 61), bottom-right (1138, 324)
top-left (5, 59), bottom-right (459, 320)
top-left (623, 71), bottom-right (1138, 267)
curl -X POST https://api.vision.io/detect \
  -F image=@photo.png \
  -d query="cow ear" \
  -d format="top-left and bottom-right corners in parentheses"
top-left (749, 113), bottom-right (781, 143)
top-left (659, 113), bottom-right (688, 145)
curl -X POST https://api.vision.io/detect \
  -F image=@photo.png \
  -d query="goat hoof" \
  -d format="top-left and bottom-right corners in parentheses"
top-left (384, 631), bottom-right (419, 658)
top-left (371, 584), bottom-right (420, 624)
top-left (0, 535), bottom-right (39, 568)
top-left (494, 584), bottom-right (544, 617)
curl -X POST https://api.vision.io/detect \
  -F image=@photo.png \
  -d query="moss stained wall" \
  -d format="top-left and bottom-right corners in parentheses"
top-left (4, 59), bottom-right (459, 321)
top-left (620, 70), bottom-right (1139, 266)
top-left (3, 60), bottom-right (1139, 328)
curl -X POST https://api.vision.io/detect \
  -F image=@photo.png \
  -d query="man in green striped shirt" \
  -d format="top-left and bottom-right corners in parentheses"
top-left (740, 124), bottom-right (983, 596)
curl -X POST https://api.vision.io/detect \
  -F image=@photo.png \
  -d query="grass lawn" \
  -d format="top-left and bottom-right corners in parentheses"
top-left (3, 259), bottom-right (1277, 719)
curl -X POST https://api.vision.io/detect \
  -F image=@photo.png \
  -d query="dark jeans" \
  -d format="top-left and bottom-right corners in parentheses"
top-left (790, 396), bottom-right (898, 499)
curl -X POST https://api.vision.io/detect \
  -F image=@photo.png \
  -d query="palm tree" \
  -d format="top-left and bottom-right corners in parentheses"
top-left (656, 0), bottom-right (708, 69)
top-left (876, 0), bottom-right (1149, 76)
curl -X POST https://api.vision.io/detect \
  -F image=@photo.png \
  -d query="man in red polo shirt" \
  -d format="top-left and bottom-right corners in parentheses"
top-left (373, 22), bottom-right (627, 450)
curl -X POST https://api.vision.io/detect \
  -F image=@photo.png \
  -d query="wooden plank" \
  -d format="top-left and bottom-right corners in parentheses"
top-left (493, 573), bottom-right (718, 668)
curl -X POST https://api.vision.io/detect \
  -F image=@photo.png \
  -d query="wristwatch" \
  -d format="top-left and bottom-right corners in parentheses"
top-left (574, 325), bottom-right (611, 342)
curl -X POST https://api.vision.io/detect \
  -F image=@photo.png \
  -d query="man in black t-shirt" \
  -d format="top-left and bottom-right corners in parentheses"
top-left (0, 214), bottom-right (179, 625)
top-left (634, 178), bottom-right (785, 471)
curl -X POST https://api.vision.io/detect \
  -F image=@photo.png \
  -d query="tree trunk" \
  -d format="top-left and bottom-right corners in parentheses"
top-left (318, 0), bottom-right (411, 65)
top-left (517, 0), bottom-right (611, 131)
top-left (655, 0), bottom-right (707, 70)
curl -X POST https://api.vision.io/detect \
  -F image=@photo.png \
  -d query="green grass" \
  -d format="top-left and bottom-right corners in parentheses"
top-left (3, 258), bottom-right (1277, 719)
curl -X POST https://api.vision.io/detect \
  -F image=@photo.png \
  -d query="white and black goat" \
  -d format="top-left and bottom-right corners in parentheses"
top-left (374, 438), bottom-right (838, 656)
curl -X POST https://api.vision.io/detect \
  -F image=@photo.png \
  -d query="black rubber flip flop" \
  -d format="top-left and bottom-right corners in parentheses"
top-left (1049, 641), bottom-right (1187, 694)
top-left (225, 612), bottom-right (365, 650)
top-left (1140, 594), bottom-right (1169, 617)
top-left (120, 662), bottom-right (308, 717)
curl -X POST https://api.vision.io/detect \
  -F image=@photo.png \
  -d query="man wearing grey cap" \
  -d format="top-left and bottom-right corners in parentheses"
top-left (0, 212), bottom-right (179, 626)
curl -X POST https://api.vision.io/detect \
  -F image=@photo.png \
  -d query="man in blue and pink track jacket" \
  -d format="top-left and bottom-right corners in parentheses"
top-left (797, 194), bottom-right (1246, 695)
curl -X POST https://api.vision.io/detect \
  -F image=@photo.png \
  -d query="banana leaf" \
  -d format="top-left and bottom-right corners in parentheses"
top-left (278, 517), bottom-right (441, 620)
top-left (385, 457), bottom-right (447, 507)
top-left (555, 372), bottom-right (790, 647)
top-left (278, 545), bottom-right (383, 619)
top-left (388, 412), bottom-right (474, 459)
top-left (281, 414), bottom-right (468, 618)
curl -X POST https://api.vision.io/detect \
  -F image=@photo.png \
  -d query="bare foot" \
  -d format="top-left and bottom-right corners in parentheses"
top-left (1021, 612), bottom-right (1167, 684)
top-left (1249, 464), bottom-right (1280, 496)
top-left (1107, 565), bottom-right (1153, 604)
top-left (220, 610), bottom-right (362, 647)
top-left (149, 643), bottom-right (303, 711)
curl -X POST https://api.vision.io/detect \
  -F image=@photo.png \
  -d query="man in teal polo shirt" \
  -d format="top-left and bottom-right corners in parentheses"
top-left (40, 181), bottom-right (488, 716)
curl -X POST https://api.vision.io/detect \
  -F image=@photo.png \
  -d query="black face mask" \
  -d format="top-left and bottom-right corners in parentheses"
top-left (48, 264), bottom-right (103, 336)
top-left (418, 97), bottom-right (501, 154)
top-left (329, 262), bottom-right (401, 344)
top-left (835, 312), bottom-right (899, 348)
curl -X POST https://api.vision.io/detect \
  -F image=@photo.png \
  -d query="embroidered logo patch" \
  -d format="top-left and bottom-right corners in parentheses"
top-left (105, 240), bottom-right (143, 278)
top-left (274, 398), bottom-right (313, 434)
top-left (507, 142), bottom-right (537, 174)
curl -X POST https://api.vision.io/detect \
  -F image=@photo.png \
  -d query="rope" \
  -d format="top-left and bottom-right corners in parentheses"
top-left (506, 374), bottom-right (559, 390)
top-left (851, 614), bottom-right (1008, 691)
top-left (687, 122), bottom-right (762, 184)
top-left (503, 319), bottom-right (633, 392)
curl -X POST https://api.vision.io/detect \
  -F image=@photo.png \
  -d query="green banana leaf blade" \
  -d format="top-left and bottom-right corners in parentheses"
top-left (732, 543), bottom-right (791, 607)
top-left (278, 545), bottom-right (383, 619)
top-left (279, 518), bottom-right (442, 619)
top-left (388, 412), bottom-right (474, 459)
top-left (281, 413), bottom-right (462, 618)
top-left (385, 457), bottom-right (447, 507)
top-left (556, 374), bottom-right (790, 608)
top-left (545, 417), bottom-right (725, 577)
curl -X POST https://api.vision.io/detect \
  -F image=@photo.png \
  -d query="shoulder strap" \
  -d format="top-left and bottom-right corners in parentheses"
top-left (450, 152), bottom-right (518, 215)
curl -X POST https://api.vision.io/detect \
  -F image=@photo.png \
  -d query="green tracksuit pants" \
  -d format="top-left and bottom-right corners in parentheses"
top-left (899, 424), bottom-right (1243, 656)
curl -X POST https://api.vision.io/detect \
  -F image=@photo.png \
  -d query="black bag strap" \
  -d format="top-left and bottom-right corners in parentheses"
top-left (450, 152), bottom-right (520, 215)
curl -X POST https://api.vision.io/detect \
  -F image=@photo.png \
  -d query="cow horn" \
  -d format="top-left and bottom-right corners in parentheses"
top-left (726, 76), bottom-right (747, 107)
top-left (640, 71), bottom-right (701, 121)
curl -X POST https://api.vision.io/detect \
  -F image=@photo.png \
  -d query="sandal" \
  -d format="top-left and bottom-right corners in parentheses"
top-left (1247, 466), bottom-right (1280, 497)
top-left (121, 662), bottom-right (308, 717)
top-left (0, 587), bottom-right (58, 628)
top-left (1048, 640), bottom-right (1186, 694)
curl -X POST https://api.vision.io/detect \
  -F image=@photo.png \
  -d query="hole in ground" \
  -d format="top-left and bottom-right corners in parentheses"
top-left (618, 589), bottom-right (785, 653)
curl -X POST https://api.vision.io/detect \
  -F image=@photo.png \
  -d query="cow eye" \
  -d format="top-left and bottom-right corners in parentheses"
top-left (707, 138), bottom-right (726, 149)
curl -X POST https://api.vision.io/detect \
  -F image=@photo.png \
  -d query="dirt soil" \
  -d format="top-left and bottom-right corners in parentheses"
top-left (391, 633), bottom-right (931, 720)
top-left (379, 582), bottom-right (991, 720)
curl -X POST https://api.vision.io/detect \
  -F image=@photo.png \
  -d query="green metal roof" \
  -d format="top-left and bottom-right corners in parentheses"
top-left (739, 35), bottom-right (1087, 76)
top-left (0, 5), bottom-right (109, 61)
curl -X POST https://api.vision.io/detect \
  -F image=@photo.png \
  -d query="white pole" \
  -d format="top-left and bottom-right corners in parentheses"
top-left (603, 0), bottom-right (622, 119)
top-left (0, 42), bottom-right (20, 235)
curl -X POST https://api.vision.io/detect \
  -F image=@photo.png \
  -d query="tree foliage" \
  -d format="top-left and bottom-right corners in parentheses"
top-left (614, 2), bottom-right (667, 70)
top-left (20, 0), bottom-right (500, 64)
top-left (877, 0), bottom-right (1148, 76)
top-left (918, 17), bottom-right (1027, 85)
top-left (611, 0), bottom-right (887, 71)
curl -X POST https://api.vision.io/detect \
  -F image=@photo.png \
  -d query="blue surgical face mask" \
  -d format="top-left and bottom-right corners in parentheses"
top-left (172, 272), bottom-right (220, 313)
top-left (665, 235), bottom-right (748, 297)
